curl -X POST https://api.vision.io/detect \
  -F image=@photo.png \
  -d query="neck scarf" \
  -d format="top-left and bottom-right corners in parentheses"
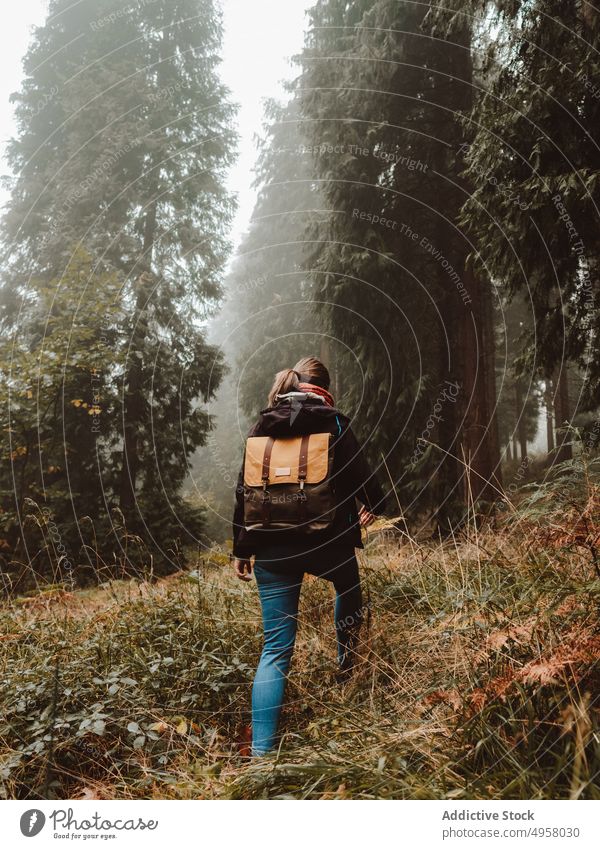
top-left (298, 382), bottom-right (335, 407)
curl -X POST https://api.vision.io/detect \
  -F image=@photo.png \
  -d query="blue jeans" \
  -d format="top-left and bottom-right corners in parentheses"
top-left (251, 544), bottom-right (363, 756)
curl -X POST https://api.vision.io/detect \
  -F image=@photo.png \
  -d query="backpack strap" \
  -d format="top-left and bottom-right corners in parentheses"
top-left (260, 437), bottom-right (275, 527)
top-left (298, 434), bottom-right (310, 482)
top-left (261, 436), bottom-right (275, 482)
top-left (297, 434), bottom-right (310, 521)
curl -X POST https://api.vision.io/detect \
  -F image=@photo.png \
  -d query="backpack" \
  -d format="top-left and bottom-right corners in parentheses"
top-left (242, 432), bottom-right (337, 534)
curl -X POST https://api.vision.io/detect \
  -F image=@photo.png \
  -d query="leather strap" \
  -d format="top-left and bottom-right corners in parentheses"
top-left (298, 434), bottom-right (310, 480)
top-left (298, 434), bottom-right (310, 524)
top-left (261, 437), bottom-right (275, 482)
top-left (260, 437), bottom-right (274, 527)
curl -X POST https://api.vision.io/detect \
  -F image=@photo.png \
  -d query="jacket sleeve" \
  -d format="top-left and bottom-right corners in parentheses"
top-left (232, 464), bottom-right (253, 558)
top-left (337, 425), bottom-right (387, 514)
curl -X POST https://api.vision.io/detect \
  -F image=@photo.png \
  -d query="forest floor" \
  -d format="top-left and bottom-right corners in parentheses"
top-left (1, 506), bottom-right (599, 800)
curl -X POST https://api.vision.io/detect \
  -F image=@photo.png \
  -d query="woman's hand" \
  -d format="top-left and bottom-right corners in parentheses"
top-left (234, 558), bottom-right (253, 581)
top-left (358, 505), bottom-right (376, 527)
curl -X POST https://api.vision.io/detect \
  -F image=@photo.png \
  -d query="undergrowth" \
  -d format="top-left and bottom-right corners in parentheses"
top-left (1, 462), bottom-right (599, 799)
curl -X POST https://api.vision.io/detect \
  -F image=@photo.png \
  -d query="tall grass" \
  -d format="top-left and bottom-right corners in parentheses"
top-left (0, 463), bottom-right (598, 799)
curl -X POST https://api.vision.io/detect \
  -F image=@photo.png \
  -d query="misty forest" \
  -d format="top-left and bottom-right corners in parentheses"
top-left (0, 0), bottom-right (599, 800)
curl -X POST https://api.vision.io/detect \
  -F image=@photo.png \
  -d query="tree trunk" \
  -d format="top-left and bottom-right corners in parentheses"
top-left (482, 276), bottom-right (503, 490)
top-left (432, 144), bottom-right (462, 516)
top-left (545, 378), bottom-right (555, 455)
top-left (515, 378), bottom-right (528, 462)
top-left (119, 276), bottom-right (148, 513)
top-left (553, 364), bottom-right (572, 462)
top-left (119, 202), bottom-right (157, 514)
top-left (436, 322), bottom-right (462, 506)
top-left (120, 24), bottom-right (169, 515)
top-left (448, 23), bottom-right (501, 506)
top-left (433, 217), bottom-right (461, 512)
top-left (120, 26), bottom-right (168, 514)
top-left (456, 264), bottom-right (502, 503)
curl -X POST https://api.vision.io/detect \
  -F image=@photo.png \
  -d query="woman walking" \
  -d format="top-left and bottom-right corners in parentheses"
top-left (232, 357), bottom-right (385, 756)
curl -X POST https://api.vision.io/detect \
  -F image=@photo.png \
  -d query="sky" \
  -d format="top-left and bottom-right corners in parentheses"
top-left (0, 0), bottom-right (310, 252)
top-left (220, 0), bottom-right (309, 246)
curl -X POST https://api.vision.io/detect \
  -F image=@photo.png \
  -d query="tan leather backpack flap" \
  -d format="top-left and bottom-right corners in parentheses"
top-left (244, 433), bottom-right (331, 486)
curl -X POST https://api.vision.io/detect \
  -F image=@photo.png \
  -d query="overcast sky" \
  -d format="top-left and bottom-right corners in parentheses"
top-left (0, 0), bottom-right (309, 252)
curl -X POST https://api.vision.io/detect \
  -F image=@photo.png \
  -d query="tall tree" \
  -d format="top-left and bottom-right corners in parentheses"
top-left (453, 1), bottom-right (600, 416)
top-left (1, 0), bottom-right (236, 573)
top-left (297, 0), bottom-right (502, 524)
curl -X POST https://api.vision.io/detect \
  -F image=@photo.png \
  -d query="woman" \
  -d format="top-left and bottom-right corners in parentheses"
top-left (232, 357), bottom-right (385, 756)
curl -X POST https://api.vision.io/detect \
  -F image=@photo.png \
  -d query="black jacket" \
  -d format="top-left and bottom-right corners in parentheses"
top-left (232, 395), bottom-right (386, 557)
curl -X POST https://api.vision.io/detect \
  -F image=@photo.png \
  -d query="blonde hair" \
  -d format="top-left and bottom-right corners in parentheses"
top-left (267, 368), bottom-right (300, 407)
top-left (267, 357), bottom-right (330, 407)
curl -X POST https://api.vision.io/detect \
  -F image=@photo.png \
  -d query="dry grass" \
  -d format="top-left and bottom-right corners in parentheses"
top-left (1, 511), bottom-right (598, 800)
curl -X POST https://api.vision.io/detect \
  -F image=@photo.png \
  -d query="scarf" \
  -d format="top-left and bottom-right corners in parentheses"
top-left (298, 382), bottom-right (335, 407)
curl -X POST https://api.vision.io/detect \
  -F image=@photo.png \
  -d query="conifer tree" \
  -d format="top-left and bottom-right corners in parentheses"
top-left (297, 0), bottom-right (502, 522)
top-left (448, 1), bottom-right (600, 420)
top-left (1, 0), bottom-right (236, 571)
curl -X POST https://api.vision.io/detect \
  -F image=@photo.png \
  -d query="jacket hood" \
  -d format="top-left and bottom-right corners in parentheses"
top-left (256, 394), bottom-right (349, 437)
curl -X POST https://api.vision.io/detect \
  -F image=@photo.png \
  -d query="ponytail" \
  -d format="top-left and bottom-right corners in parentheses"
top-left (267, 368), bottom-right (300, 407)
top-left (293, 357), bottom-right (330, 390)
